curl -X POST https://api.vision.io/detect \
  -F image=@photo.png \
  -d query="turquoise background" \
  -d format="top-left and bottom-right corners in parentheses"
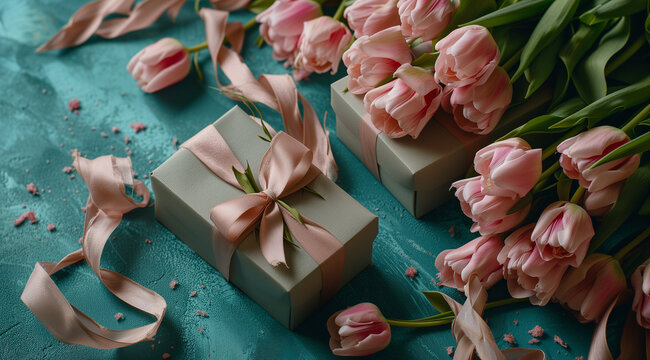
top-left (1, 1), bottom-right (593, 358)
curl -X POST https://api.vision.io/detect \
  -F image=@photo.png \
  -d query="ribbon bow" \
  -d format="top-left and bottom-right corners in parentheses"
top-left (182, 127), bottom-right (345, 302)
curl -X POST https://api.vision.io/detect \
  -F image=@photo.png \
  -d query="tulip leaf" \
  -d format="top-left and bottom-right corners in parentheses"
top-left (589, 162), bottom-right (650, 253)
top-left (646, 10), bottom-right (650, 44)
top-left (638, 195), bottom-right (650, 215)
top-left (590, 131), bottom-right (650, 169)
top-left (461, 0), bottom-right (553, 28)
top-left (524, 30), bottom-right (564, 98)
top-left (511, 0), bottom-right (580, 82)
top-left (441, 0), bottom-right (496, 37)
top-left (493, 26), bottom-right (530, 63)
top-left (573, 17), bottom-right (630, 104)
top-left (556, 173), bottom-right (573, 201)
top-left (422, 291), bottom-right (453, 314)
top-left (412, 53), bottom-right (439, 70)
top-left (551, 74), bottom-right (650, 129)
top-left (507, 192), bottom-right (533, 215)
top-left (579, 0), bottom-right (646, 25)
top-left (247, 0), bottom-right (274, 14)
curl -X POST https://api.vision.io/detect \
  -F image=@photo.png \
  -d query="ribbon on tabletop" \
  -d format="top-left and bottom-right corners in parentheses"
top-left (440, 274), bottom-right (546, 360)
top-left (181, 126), bottom-right (345, 303)
top-left (199, 8), bottom-right (338, 181)
top-left (21, 154), bottom-right (166, 349)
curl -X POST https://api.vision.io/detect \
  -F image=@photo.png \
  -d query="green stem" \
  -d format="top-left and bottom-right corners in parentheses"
top-left (541, 125), bottom-right (585, 161)
top-left (605, 36), bottom-right (646, 76)
top-left (243, 16), bottom-right (258, 31)
top-left (570, 186), bottom-right (586, 204)
top-left (614, 227), bottom-right (650, 261)
top-left (386, 318), bottom-right (453, 327)
top-left (194, 0), bottom-right (201, 13)
top-left (502, 48), bottom-right (523, 73)
top-left (186, 42), bottom-right (208, 53)
top-left (332, 0), bottom-right (346, 21)
top-left (621, 104), bottom-right (650, 136)
top-left (532, 161), bottom-right (560, 194)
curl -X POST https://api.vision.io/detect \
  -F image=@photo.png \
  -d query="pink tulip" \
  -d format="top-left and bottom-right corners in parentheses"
top-left (451, 176), bottom-right (530, 235)
top-left (434, 25), bottom-right (500, 88)
top-left (498, 224), bottom-right (569, 306)
top-left (583, 182), bottom-right (623, 217)
top-left (474, 138), bottom-right (542, 199)
top-left (435, 235), bottom-right (504, 291)
top-left (531, 201), bottom-right (594, 268)
top-left (364, 64), bottom-right (442, 138)
top-left (127, 38), bottom-right (191, 93)
top-left (344, 0), bottom-right (401, 38)
top-left (553, 254), bottom-right (627, 323)
top-left (327, 303), bottom-right (391, 356)
top-left (343, 26), bottom-right (412, 95)
top-left (398, 0), bottom-right (456, 42)
top-left (209, 0), bottom-right (249, 11)
top-left (293, 17), bottom-right (352, 81)
top-left (445, 67), bottom-right (512, 135)
top-left (632, 259), bottom-right (650, 329)
top-left (257, 0), bottom-right (322, 64)
top-left (557, 126), bottom-right (640, 193)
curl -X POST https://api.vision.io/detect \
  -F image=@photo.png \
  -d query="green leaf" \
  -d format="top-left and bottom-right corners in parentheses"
top-left (233, 166), bottom-right (258, 194)
top-left (440, 0), bottom-right (497, 37)
top-left (422, 291), bottom-right (453, 314)
top-left (493, 25), bottom-right (530, 63)
top-left (511, 0), bottom-right (580, 82)
top-left (461, 0), bottom-right (553, 28)
top-left (507, 192), bottom-right (533, 215)
top-left (277, 199), bottom-right (304, 225)
top-left (255, 35), bottom-right (264, 48)
top-left (244, 162), bottom-right (261, 193)
top-left (590, 131), bottom-right (650, 169)
top-left (549, 97), bottom-right (587, 117)
top-left (303, 186), bottom-right (325, 200)
top-left (551, 74), bottom-right (650, 129)
top-left (556, 173), bottom-right (573, 201)
top-left (283, 224), bottom-right (300, 248)
top-left (573, 17), bottom-right (630, 104)
top-left (580, 0), bottom-right (646, 25)
top-left (639, 195), bottom-right (650, 215)
top-left (646, 9), bottom-right (650, 44)
top-left (412, 53), bottom-right (439, 69)
top-left (247, 0), bottom-right (274, 14)
top-left (524, 30), bottom-right (564, 98)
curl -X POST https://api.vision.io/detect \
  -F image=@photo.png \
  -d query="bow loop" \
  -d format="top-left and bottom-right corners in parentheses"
top-left (210, 193), bottom-right (270, 244)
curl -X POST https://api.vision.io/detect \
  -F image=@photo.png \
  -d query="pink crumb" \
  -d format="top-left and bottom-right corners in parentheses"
top-left (575, 357), bottom-right (583, 360)
top-left (125, 147), bottom-right (132, 155)
top-left (130, 122), bottom-right (146, 133)
top-left (14, 211), bottom-right (38, 226)
top-left (47, 224), bottom-right (56, 231)
top-left (101, 132), bottom-right (108, 138)
top-left (162, 353), bottom-right (171, 359)
top-left (513, 320), bottom-right (519, 326)
top-left (70, 174), bottom-right (75, 179)
top-left (68, 98), bottom-right (80, 111)
top-left (503, 333), bottom-right (516, 345)
top-left (201, 284), bottom-right (205, 289)
top-left (26, 183), bottom-right (39, 195)
top-left (554, 335), bottom-right (568, 349)
top-left (196, 310), bottom-right (207, 317)
top-left (21, 204), bottom-right (26, 208)
top-left (528, 339), bottom-right (540, 344)
top-left (124, 136), bottom-right (131, 144)
top-left (112, 126), bottom-right (120, 133)
top-left (528, 325), bottom-right (544, 338)
top-left (405, 266), bottom-right (418, 279)
top-left (169, 280), bottom-right (178, 290)
top-left (446, 346), bottom-right (454, 356)
top-left (198, 327), bottom-right (204, 333)
top-left (145, 239), bottom-right (152, 244)
top-left (448, 225), bottom-right (455, 237)
top-left (114, 312), bottom-right (124, 321)
top-left (190, 291), bottom-right (197, 297)
top-left (62, 166), bottom-right (74, 174)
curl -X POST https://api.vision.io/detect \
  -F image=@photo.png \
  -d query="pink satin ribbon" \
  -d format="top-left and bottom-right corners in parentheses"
top-left (199, 8), bottom-right (338, 181)
top-left (182, 127), bottom-right (345, 303)
top-left (442, 275), bottom-right (546, 360)
top-left (21, 154), bottom-right (166, 349)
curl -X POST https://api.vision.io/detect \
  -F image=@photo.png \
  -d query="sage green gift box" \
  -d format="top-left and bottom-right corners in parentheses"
top-left (151, 106), bottom-right (378, 329)
top-left (331, 77), bottom-right (550, 218)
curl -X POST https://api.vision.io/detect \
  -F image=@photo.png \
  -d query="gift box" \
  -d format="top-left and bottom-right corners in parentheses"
top-left (332, 76), bottom-right (551, 218)
top-left (151, 106), bottom-right (378, 329)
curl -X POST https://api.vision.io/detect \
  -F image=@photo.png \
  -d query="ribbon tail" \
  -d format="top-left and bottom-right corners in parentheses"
top-left (95, 0), bottom-right (187, 39)
top-left (259, 203), bottom-right (286, 267)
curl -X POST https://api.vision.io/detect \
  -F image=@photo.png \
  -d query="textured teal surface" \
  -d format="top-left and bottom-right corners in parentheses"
top-left (1, 1), bottom-right (593, 359)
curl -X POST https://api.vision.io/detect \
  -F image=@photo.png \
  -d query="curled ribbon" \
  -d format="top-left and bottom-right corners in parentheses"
top-left (199, 8), bottom-right (338, 180)
top-left (440, 275), bottom-right (546, 360)
top-left (182, 127), bottom-right (345, 303)
top-left (21, 154), bottom-right (166, 349)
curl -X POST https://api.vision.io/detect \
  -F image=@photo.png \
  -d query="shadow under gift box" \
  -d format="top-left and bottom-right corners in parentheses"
top-left (332, 77), bottom-right (551, 218)
top-left (151, 106), bottom-right (378, 329)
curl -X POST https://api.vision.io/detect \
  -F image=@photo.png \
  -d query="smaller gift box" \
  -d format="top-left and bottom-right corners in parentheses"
top-left (332, 77), bottom-right (551, 218)
top-left (151, 106), bottom-right (378, 329)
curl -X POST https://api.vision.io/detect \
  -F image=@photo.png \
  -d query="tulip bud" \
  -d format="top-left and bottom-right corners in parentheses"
top-left (344, 0), bottom-right (401, 38)
top-left (327, 303), bottom-right (391, 356)
top-left (127, 38), bottom-right (191, 93)
top-left (293, 16), bottom-right (352, 81)
top-left (632, 259), bottom-right (650, 329)
top-left (398, 0), bottom-right (456, 42)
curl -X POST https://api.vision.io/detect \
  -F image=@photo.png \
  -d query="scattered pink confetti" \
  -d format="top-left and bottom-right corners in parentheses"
top-left (513, 320), bottom-right (519, 326)
top-left (446, 346), bottom-right (454, 356)
top-left (26, 183), bottom-right (39, 195)
top-left (125, 147), bottom-right (132, 155)
top-left (47, 224), bottom-right (56, 231)
top-left (112, 126), bottom-right (120, 133)
top-left (101, 131), bottom-right (108, 138)
top-left (554, 335), bottom-right (568, 349)
top-left (70, 174), bottom-right (75, 179)
top-left (114, 312), bottom-right (124, 321)
top-left (196, 310), bottom-right (207, 317)
top-left (190, 291), bottom-right (197, 297)
top-left (21, 204), bottom-right (26, 208)
top-left (145, 238), bottom-right (152, 244)
top-left (124, 136), bottom-right (131, 144)
top-left (162, 353), bottom-right (171, 359)
top-left (405, 266), bottom-right (418, 279)
top-left (91, 126), bottom-right (96, 131)
top-left (68, 98), bottom-right (80, 111)
top-left (528, 325), bottom-right (544, 338)
top-left (130, 122), bottom-right (147, 133)
top-left (198, 327), bottom-right (204, 333)
top-left (575, 357), bottom-right (583, 360)
top-left (528, 339), bottom-right (540, 344)
top-left (201, 284), bottom-right (205, 289)
top-left (42, 89), bottom-right (47, 94)
top-left (169, 280), bottom-right (178, 290)
top-left (62, 166), bottom-right (74, 174)
top-left (503, 333), bottom-right (516, 345)
top-left (448, 225), bottom-right (455, 237)
top-left (14, 211), bottom-right (38, 226)
top-left (151, 344), bottom-right (155, 351)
